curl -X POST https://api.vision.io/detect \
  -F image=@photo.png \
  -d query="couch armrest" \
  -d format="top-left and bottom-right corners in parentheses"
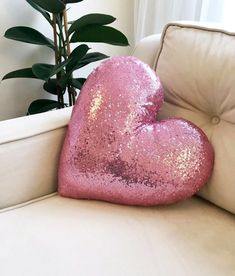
top-left (0, 107), bottom-right (72, 209)
top-left (132, 34), bottom-right (161, 68)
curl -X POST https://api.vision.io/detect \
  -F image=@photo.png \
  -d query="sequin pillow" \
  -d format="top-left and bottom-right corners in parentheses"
top-left (58, 56), bottom-right (214, 206)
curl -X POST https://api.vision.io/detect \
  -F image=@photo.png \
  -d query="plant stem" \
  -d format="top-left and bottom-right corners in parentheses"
top-left (63, 9), bottom-right (71, 55)
top-left (63, 8), bottom-right (77, 106)
top-left (52, 14), bottom-right (63, 108)
top-left (56, 14), bottom-right (67, 59)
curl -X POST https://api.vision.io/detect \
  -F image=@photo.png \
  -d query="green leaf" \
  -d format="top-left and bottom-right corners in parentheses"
top-left (50, 59), bottom-right (71, 77)
top-left (32, 64), bottom-right (54, 80)
top-left (29, 0), bottom-right (65, 13)
top-left (69, 78), bottom-right (86, 89)
top-left (58, 75), bottom-right (69, 89)
top-left (4, 27), bottom-right (54, 49)
top-left (70, 44), bottom-right (90, 58)
top-left (43, 78), bottom-right (67, 95)
top-left (27, 99), bottom-right (61, 115)
top-left (74, 52), bottom-right (108, 71)
top-left (43, 79), bottom-right (57, 94)
top-left (65, 0), bottom-right (84, 3)
top-left (32, 59), bottom-right (71, 81)
top-left (69, 14), bottom-right (116, 35)
top-left (67, 44), bottom-right (90, 72)
top-left (70, 25), bottom-right (129, 46)
top-left (2, 68), bottom-right (38, 80)
top-left (67, 52), bottom-right (108, 75)
top-left (26, 0), bottom-right (52, 24)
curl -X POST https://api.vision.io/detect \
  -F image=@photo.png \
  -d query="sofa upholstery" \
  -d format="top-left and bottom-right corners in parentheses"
top-left (156, 22), bottom-right (235, 214)
top-left (134, 22), bottom-right (235, 214)
top-left (0, 107), bottom-right (72, 209)
top-left (0, 22), bottom-right (235, 275)
top-left (1, 195), bottom-right (235, 276)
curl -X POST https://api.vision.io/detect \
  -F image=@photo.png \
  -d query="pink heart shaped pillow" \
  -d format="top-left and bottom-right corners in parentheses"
top-left (58, 56), bottom-right (214, 206)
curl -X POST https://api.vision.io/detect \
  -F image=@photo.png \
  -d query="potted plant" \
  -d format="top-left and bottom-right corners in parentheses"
top-left (2, 0), bottom-right (129, 114)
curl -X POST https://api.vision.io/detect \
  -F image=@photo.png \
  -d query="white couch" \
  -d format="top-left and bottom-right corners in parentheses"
top-left (0, 22), bottom-right (235, 276)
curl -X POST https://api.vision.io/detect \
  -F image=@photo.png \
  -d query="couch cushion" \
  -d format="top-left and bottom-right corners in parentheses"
top-left (0, 195), bottom-right (234, 276)
top-left (155, 22), bottom-right (235, 214)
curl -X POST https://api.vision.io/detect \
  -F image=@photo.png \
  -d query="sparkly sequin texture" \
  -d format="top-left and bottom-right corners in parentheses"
top-left (58, 56), bottom-right (214, 205)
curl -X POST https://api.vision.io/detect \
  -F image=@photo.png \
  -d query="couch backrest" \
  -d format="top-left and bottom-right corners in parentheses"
top-left (154, 22), bottom-right (235, 214)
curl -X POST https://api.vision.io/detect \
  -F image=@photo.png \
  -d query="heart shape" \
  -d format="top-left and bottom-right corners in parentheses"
top-left (59, 56), bottom-right (214, 205)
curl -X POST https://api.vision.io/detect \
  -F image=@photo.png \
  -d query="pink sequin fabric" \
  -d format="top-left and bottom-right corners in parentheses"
top-left (58, 56), bottom-right (214, 205)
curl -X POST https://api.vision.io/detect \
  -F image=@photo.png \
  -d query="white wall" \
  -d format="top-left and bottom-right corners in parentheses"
top-left (0, 0), bottom-right (134, 120)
